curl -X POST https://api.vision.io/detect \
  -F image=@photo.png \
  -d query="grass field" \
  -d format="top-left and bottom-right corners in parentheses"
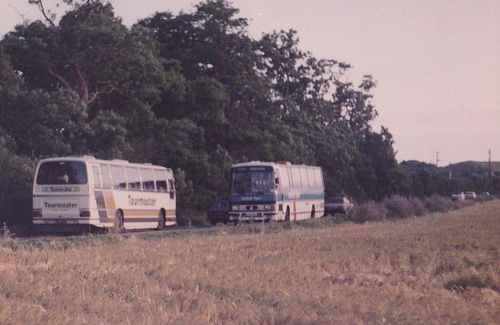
top-left (1, 200), bottom-right (499, 324)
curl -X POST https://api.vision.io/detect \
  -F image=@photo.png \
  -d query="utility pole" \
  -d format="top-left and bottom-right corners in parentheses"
top-left (435, 151), bottom-right (440, 167)
top-left (489, 149), bottom-right (492, 190)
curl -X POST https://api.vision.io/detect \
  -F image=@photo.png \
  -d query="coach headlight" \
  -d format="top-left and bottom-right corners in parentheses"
top-left (263, 204), bottom-right (275, 211)
top-left (230, 205), bottom-right (243, 212)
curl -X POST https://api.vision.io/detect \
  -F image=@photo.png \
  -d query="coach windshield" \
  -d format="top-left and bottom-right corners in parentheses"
top-left (231, 166), bottom-right (275, 195)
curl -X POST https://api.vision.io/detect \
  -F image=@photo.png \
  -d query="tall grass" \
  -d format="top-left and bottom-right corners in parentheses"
top-left (1, 200), bottom-right (499, 324)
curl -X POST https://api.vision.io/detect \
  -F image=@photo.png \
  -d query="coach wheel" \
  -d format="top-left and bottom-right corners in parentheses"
top-left (311, 205), bottom-right (316, 219)
top-left (157, 209), bottom-right (166, 230)
top-left (114, 210), bottom-right (125, 233)
top-left (285, 207), bottom-right (290, 222)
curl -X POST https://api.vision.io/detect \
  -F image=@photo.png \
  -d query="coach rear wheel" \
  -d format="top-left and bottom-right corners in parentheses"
top-left (114, 210), bottom-right (125, 233)
top-left (157, 209), bottom-right (166, 230)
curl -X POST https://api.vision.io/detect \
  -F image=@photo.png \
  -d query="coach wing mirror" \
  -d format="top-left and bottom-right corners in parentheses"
top-left (275, 178), bottom-right (279, 188)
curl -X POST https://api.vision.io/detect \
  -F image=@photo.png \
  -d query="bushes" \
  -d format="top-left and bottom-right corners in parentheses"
top-left (383, 195), bottom-right (422, 219)
top-left (349, 195), bottom-right (469, 224)
top-left (0, 148), bottom-right (35, 225)
top-left (423, 194), bottom-right (454, 213)
top-left (350, 201), bottom-right (386, 224)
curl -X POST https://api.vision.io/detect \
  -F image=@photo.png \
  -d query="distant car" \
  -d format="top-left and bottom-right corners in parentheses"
top-left (451, 192), bottom-right (465, 201)
top-left (207, 200), bottom-right (229, 225)
top-left (324, 197), bottom-right (354, 215)
top-left (465, 191), bottom-right (477, 200)
top-left (479, 192), bottom-right (490, 197)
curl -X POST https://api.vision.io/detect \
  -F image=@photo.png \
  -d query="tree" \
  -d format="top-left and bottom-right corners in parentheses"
top-left (86, 109), bottom-right (129, 159)
top-left (331, 75), bottom-right (378, 135)
top-left (0, 135), bottom-right (35, 225)
top-left (3, 1), bottom-right (173, 106)
top-left (256, 30), bottom-right (342, 126)
top-left (0, 49), bottom-right (21, 124)
top-left (3, 89), bottom-right (90, 157)
top-left (185, 77), bottom-right (229, 148)
top-left (354, 127), bottom-right (406, 200)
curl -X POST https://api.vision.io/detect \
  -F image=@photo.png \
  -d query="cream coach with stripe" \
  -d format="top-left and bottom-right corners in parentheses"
top-left (33, 156), bottom-right (176, 233)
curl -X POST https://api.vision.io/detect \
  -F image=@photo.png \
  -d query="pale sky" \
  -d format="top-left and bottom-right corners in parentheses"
top-left (2, 0), bottom-right (499, 166)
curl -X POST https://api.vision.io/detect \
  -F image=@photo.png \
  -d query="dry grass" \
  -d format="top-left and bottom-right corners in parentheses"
top-left (1, 200), bottom-right (500, 324)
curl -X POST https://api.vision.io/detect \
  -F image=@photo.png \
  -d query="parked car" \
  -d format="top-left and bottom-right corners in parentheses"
top-left (451, 192), bottom-right (465, 201)
top-left (324, 197), bottom-right (354, 215)
top-left (465, 191), bottom-right (477, 200)
top-left (207, 200), bottom-right (229, 225)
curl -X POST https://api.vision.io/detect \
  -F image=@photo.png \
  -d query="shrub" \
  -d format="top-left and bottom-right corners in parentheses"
top-left (383, 195), bottom-right (418, 219)
top-left (477, 194), bottom-right (494, 203)
top-left (350, 201), bottom-right (386, 223)
top-left (0, 150), bottom-right (35, 225)
top-left (423, 194), bottom-right (453, 213)
top-left (407, 196), bottom-right (426, 216)
top-left (0, 222), bottom-right (15, 240)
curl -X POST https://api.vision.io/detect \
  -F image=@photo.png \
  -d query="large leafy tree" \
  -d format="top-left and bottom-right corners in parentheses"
top-left (139, 1), bottom-right (273, 140)
top-left (354, 127), bottom-right (405, 200)
top-left (4, 2), bottom-right (117, 103)
top-left (2, 89), bottom-right (89, 157)
top-left (0, 49), bottom-right (21, 119)
top-left (1, 0), bottom-right (185, 156)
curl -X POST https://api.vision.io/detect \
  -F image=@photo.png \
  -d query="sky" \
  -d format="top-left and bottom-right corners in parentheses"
top-left (1, 0), bottom-right (499, 166)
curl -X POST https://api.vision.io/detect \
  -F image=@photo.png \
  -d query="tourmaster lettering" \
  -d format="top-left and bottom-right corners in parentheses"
top-left (128, 196), bottom-right (157, 207)
top-left (44, 202), bottom-right (78, 209)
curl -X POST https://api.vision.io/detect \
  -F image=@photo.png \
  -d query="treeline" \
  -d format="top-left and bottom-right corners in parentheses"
top-left (0, 0), bottom-right (493, 224)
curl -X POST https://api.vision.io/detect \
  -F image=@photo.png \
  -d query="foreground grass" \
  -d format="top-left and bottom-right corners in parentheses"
top-left (1, 201), bottom-right (500, 324)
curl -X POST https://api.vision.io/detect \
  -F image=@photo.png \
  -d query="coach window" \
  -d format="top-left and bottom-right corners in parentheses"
top-left (280, 167), bottom-right (290, 188)
top-left (314, 168), bottom-right (323, 187)
top-left (140, 168), bottom-right (155, 191)
top-left (126, 167), bottom-right (141, 190)
top-left (92, 166), bottom-right (102, 189)
top-left (168, 179), bottom-right (175, 199)
top-left (291, 167), bottom-right (301, 187)
top-left (307, 168), bottom-right (316, 187)
top-left (300, 168), bottom-right (309, 187)
top-left (110, 165), bottom-right (126, 189)
top-left (154, 169), bottom-right (168, 192)
top-left (100, 164), bottom-right (112, 189)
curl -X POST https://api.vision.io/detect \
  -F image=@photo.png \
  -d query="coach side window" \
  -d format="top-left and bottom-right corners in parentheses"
top-left (291, 167), bottom-right (301, 187)
top-left (300, 168), bottom-right (309, 187)
top-left (307, 168), bottom-right (316, 187)
top-left (100, 164), bottom-right (112, 189)
top-left (92, 166), bottom-right (102, 189)
top-left (168, 179), bottom-right (175, 199)
top-left (110, 165), bottom-right (126, 189)
top-left (314, 168), bottom-right (323, 187)
top-left (154, 170), bottom-right (168, 192)
top-left (126, 167), bottom-right (141, 190)
top-left (140, 168), bottom-right (155, 191)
